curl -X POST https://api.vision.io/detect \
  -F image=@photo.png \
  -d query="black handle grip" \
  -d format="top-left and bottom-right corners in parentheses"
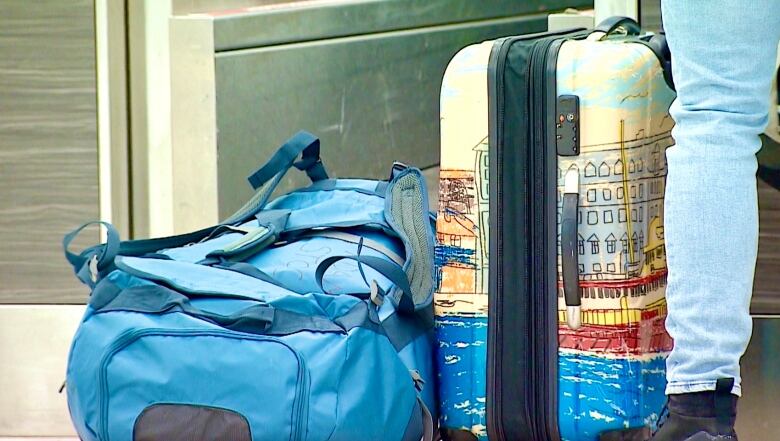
top-left (561, 169), bottom-right (581, 329)
top-left (561, 193), bottom-right (580, 308)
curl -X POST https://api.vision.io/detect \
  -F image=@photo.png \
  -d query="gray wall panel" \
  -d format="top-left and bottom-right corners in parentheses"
top-left (211, 0), bottom-right (592, 50)
top-left (215, 14), bottom-right (552, 217)
top-left (173, 0), bottom-right (304, 15)
top-left (0, 1), bottom-right (97, 303)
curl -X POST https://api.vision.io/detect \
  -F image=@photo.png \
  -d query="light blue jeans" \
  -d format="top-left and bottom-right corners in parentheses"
top-left (662, 0), bottom-right (780, 396)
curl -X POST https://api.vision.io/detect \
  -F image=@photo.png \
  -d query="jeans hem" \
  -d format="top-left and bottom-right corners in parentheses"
top-left (665, 380), bottom-right (742, 397)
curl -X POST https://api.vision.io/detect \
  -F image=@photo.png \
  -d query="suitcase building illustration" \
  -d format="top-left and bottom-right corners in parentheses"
top-left (434, 18), bottom-right (676, 441)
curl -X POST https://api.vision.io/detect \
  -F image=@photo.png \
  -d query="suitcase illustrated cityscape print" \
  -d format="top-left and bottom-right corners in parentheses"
top-left (436, 41), bottom-right (493, 439)
top-left (554, 38), bottom-right (676, 440)
top-left (435, 35), bottom-right (677, 440)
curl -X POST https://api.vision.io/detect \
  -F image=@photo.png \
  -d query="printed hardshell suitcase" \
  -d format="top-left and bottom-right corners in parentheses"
top-left (435, 18), bottom-right (676, 441)
top-left (435, 40), bottom-right (494, 440)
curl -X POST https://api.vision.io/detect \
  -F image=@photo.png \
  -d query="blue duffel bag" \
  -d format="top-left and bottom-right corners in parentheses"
top-left (63, 131), bottom-right (437, 441)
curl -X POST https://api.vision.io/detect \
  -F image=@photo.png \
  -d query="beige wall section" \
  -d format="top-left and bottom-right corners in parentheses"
top-left (547, 9), bottom-right (594, 31)
top-left (96, 0), bottom-right (131, 240)
top-left (0, 306), bottom-right (84, 436)
top-left (169, 16), bottom-right (220, 231)
top-left (593, 0), bottom-right (638, 24)
top-left (131, 2), bottom-right (300, 237)
top-left (128, 0), bottom-right (176, 238)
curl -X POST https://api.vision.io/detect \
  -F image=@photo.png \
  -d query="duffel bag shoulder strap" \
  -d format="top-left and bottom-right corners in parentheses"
top-left (63, 132), bottom-right (328, 286)
top-left (314, 253), bottom-right (416, 315)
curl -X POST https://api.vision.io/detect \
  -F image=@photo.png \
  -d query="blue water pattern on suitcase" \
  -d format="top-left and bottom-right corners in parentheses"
top-left (434, 244), bottom-right (475, 288)
top-left (559, 353), bottom-right (667, 441)
top-left (435, 245), bottom-right (476, 268)
top-left (435, 315), bottom-right (488, 438)
top-left (435, 314), bottom-right (666, 441)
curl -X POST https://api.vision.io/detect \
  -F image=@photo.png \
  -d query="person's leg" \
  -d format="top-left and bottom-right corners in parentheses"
top-left (662, 0), bottom-right (779, 398)
top-left (657, 1), bottom-right (780, 438)
top-left (657, 1), bottom-right (780, 439)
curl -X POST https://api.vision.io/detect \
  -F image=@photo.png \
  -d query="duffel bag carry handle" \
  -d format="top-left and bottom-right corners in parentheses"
top-left (561, 169), bottom-right (582, 330)
top-left (246, 131), bottom-right (328, 190)
top-left (63, 221), bottom-right (121, 287)
top-left (90, 280), bottom-right (344, 336)
top-left (595, 16), bottom-right (641, 40)
top-left (315, 254), bottom-right (416, 315)
top-left (223, 131), bottom-right (329, 225)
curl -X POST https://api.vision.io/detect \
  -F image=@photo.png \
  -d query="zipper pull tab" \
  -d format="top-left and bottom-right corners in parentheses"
top-left (409, 370), bottom-right (425, 393)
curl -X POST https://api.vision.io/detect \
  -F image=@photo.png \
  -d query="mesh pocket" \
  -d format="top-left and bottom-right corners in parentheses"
top-left (389, 170), bottom-right (435, 305)
top-left (134, 404), bottom-right (251, 441)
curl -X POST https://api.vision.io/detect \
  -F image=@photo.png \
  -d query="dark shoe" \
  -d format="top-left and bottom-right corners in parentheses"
top-left (649, 378), bottom-right (738, 441)
top-left (758, 134), bottom-right (780, 191)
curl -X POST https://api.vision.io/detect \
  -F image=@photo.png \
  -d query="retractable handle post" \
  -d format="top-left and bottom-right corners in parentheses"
top-left (594, 0), bottom-right (639, 27)
top-left (547, 0), bottom-right (640, 32)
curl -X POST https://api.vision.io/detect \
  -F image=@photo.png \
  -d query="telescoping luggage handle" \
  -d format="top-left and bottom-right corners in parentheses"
top-left (561, 169), bottom-right (581, 329)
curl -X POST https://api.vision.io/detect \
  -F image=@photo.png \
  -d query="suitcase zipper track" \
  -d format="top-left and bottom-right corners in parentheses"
top-left (529, 40), bottom-right (548, 441)
top-left (530, 37), bottom-right (560, 441)
top-left (530, 36), bottom-right (571, 441)
top-left (487, 36), bottom-right (511, 441)
top-left (487, 28), bottom-right (588, 441)
top-left (530, 34), bottom-right (588, 441)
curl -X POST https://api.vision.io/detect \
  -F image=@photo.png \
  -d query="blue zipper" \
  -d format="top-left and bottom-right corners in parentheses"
top-left (97, 327), bottom-right (308, 441)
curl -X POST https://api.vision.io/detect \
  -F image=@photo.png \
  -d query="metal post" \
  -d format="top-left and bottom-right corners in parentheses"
top-left (548, 8), bottom-right (595, 31)
top-left (594, 0), bottom-right (639, 25)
